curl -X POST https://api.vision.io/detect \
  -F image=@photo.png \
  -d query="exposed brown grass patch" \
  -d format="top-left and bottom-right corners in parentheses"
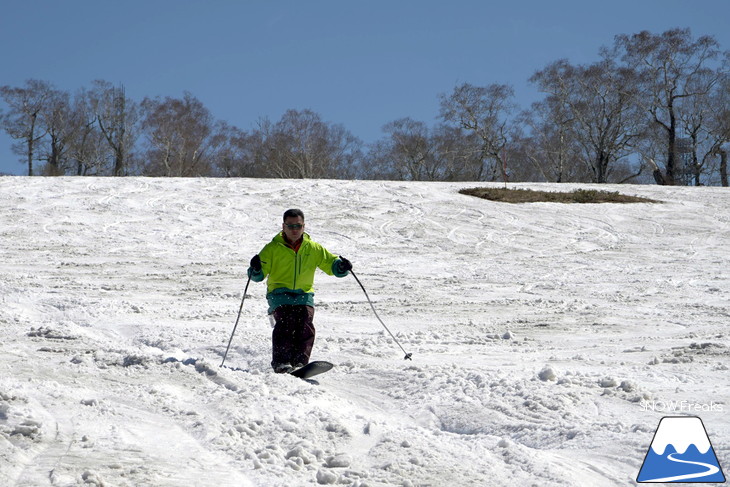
top-left (459, 187), bottom-right (661, 204)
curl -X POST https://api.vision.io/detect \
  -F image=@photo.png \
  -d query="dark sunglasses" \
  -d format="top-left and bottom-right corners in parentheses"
top-left (285, 224), bottom-right (304, 229)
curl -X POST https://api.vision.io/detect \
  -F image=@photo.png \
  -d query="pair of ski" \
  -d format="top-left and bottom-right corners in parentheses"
top-left (289, 360), bottom-right (333, 380)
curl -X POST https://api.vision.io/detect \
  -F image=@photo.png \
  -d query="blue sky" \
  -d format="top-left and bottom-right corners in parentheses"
top-left (1, 0), bottom-right (728, 175)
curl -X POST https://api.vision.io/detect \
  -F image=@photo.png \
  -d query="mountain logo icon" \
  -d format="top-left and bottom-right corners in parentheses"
top-left (637, 416), bottom-right (726, 483)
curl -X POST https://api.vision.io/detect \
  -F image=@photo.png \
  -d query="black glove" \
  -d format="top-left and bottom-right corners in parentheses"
top-left (250, 254), bottom-right (262, 272)
top-left (337, 256), bottom-right (352, 273)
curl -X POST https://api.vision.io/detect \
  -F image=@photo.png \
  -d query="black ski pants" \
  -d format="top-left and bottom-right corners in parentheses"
top-left (271, 305), bottom-right (315, 368)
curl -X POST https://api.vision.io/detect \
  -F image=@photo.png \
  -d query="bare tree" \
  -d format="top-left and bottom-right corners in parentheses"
top-left (256, 109), bottom-right (361, 179)
top-left (431, 124), bottom-right (490, 181)
top-left (364, 120), bottom-right (487, 181)
top-left (0, 79), bottom-right (53, 175)
top-left (66, 88), bottom-right (109, 176)
top-left (140, 92), bottom-right (216, 177)
top-left (675, 69), bottom-right (730, 185)
top-left (89, 80), bottom-right (138, 176)
top-left (37, 88), bottom-right (77, 175)
top-left (705, 71), bottom-right (730, 186)
top-left (210, 121), bottom-right (255, 178)
top-left (439, 83), bottom-right (515, 182)
top-left (530, 56), bottom-right (643, 183)
top-left (371, 118), bottom-right (434, 180)
top-left (516, 97), bottom-right (583, 182)
top-left (617, 28), bottom-right (725, 185)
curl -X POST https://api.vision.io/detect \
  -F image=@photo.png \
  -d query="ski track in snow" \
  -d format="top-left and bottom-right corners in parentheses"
top-left (1, 177), bottom-right (729, 486)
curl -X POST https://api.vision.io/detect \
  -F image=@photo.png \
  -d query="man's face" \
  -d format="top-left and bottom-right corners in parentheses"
top-left (282, 216), bottom-right (305, 242)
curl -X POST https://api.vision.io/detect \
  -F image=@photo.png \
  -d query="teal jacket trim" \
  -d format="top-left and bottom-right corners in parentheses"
top-left (331, 258), bottom-right (350, 278)
top-left (265, 288), bottom-right (314, 314)
top-left (248, 267), bottom-right (265, 281)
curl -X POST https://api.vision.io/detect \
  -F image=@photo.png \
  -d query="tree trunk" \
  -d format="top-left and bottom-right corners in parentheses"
top-left (48, 136), bottom-right (61, 176)
top-left (720, 149), bottom-right (728, 187)
top-left (26, 139), bottom-right (34, 176)
top-left (647, 157), bottom-right (667, 185)
top-left (113, 147), bottom-right (125, 176)
top-left (595, 150), bottom-right (609, 183)
top-left (665, 101), bottom-right (677, 185)
top-left (26, 113), bottom-right (37, 176)
top-left (692, 152), bottom-right (701, 186)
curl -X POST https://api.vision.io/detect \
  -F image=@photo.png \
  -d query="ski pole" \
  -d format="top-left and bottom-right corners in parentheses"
top-left (220, 275), bottom-right (252, 367)
top-left (350, 270), bottom-right (412, 360)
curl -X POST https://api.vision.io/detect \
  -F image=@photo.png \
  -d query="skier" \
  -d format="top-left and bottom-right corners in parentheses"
top-left (248, 209), bottom-right (352, 373)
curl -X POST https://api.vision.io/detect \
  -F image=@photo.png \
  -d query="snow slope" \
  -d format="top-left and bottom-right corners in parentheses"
top-left (0, 177), bottom-right (728, 486)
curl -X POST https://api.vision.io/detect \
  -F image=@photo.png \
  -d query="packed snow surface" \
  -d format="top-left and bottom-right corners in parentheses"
top-left (1, 177), bottom-right (728, 486)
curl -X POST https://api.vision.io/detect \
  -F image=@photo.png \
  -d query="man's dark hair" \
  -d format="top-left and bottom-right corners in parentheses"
top-left (283, 209), bottom-right (305, 221)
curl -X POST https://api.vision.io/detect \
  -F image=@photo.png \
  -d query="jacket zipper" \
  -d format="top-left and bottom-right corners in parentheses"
top-left (292, 250), bottom-right (298, 289)
top-left (293, 246), bottom-right (304, 289)
top-left (282, 239), bottom-right (304, 290)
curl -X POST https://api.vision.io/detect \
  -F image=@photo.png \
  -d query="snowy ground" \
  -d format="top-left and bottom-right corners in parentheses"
top-left (0, 177), bottom-right (728, 486)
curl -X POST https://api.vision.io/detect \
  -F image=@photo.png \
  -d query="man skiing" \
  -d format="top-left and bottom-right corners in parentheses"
top-left (248, 209), bottom-right (352, 373)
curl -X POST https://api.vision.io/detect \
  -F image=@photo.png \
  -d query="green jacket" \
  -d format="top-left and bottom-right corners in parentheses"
top-left (248, 232), bottom-right (348, 313)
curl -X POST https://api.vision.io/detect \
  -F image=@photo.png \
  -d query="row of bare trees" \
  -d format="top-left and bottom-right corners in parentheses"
top-left (2, 28), bottom-right (729, 184)
top-left (0, 80), bottom-right (136, 177)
